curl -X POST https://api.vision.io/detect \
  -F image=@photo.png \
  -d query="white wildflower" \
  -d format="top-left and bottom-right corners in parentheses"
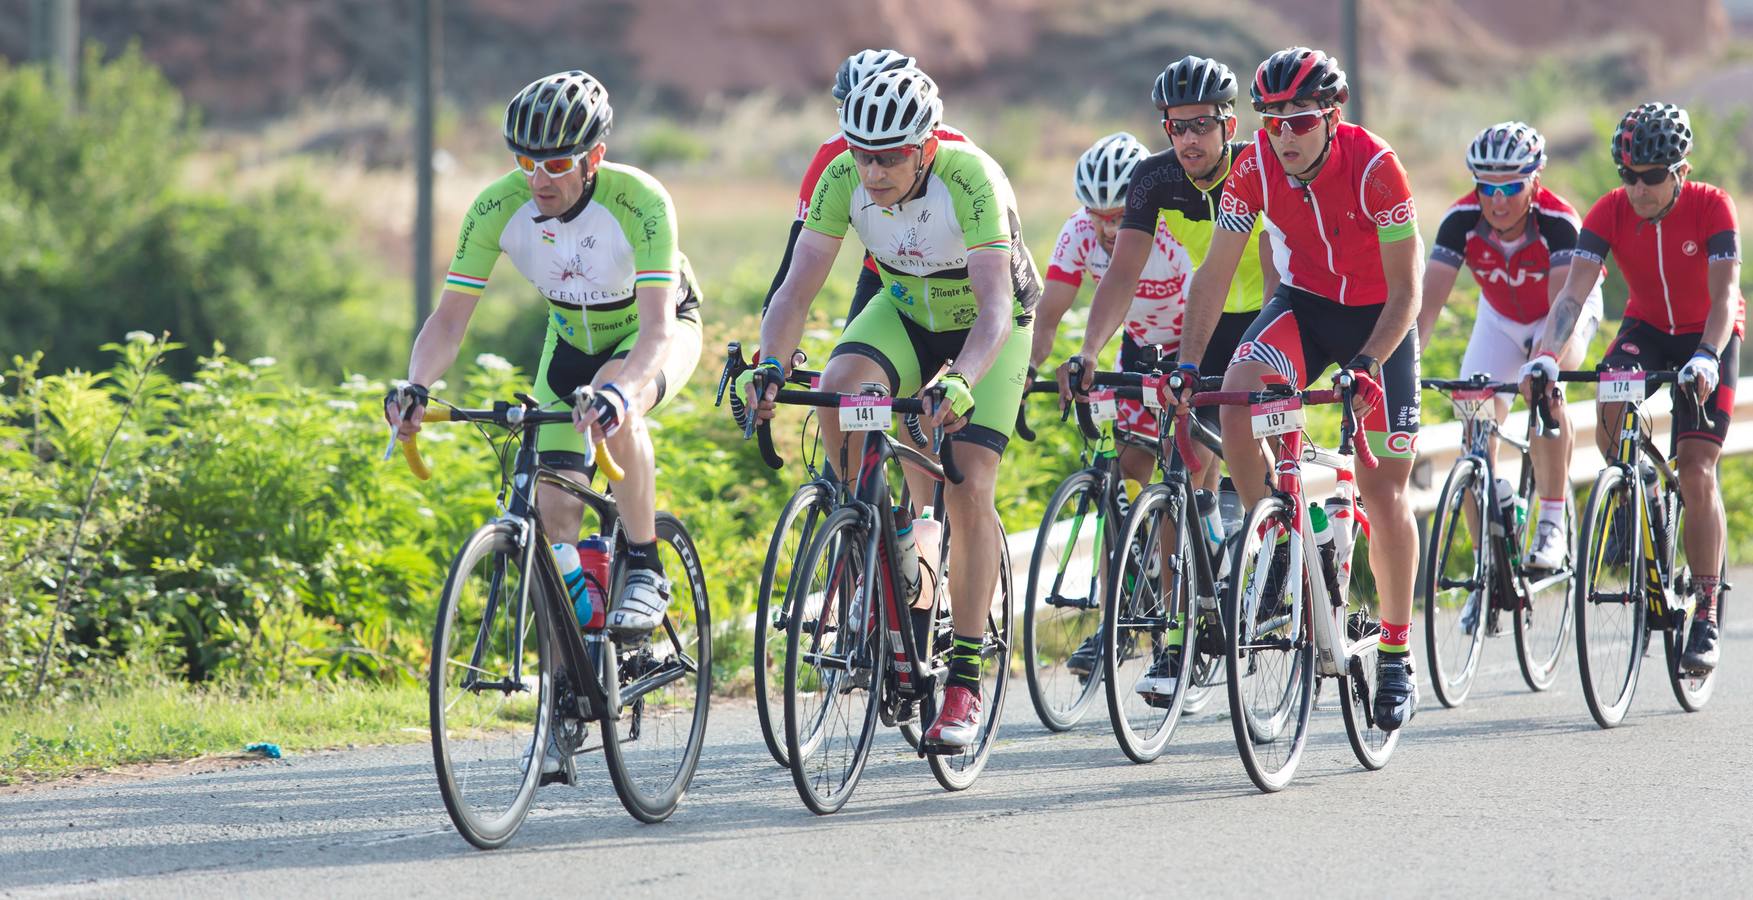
top-left (474, 352), bottom-right (513, 372)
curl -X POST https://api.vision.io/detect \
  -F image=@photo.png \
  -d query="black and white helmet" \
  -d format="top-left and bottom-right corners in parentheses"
top-left (503, 70), bottom-right (612, 157)
top-left (839, 68), bottom-right (942, 151)
top-left (1613, 102), bottom-right (1692, 168)
top-left (833, 49), bottom-right (916, 102)
top-left (1152, 55), bottom-right (1238, 113)
top-left (1074, 132), bottom-right (1147, 209)
top-left (1466, 121), bottom-right (1546, 176)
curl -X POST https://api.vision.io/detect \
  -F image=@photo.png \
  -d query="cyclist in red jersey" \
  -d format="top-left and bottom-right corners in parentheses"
top-left (760, 49), bottom-right (967, 325)
top-left (1169, 47), bottom-right (1423, 730)
top-left (1417, 122), bottom-right (1602, 575)
top-left (1523, 102), bottom-right (1741, 672)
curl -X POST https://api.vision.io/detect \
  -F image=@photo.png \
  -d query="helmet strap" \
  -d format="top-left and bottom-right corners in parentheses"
top-left (1290, 113), bottom-right (1337, 183)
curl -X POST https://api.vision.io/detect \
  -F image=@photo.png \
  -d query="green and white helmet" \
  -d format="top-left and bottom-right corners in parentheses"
top-left (503, 70), bottom-right (613, 157)
top-left (839, 67), bottom-right (942, 151)
top-left (1074, 132), bottom-right (1148, 209)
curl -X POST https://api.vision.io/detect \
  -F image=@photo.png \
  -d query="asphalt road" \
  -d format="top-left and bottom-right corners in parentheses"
top-left (4, 616), bottom-right (1749, 899)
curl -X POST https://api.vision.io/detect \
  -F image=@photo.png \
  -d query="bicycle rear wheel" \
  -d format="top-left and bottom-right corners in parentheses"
top-left (1422, 457), bottom-right (1488, 708)
top-left (1663, 493), bottom-right (1720, 712)
top-left (1575, 467), bottom-right (1646, 729)
top-left (430, 522), bottom-right (550, 850)
top-left (1338, 530), bottom-right (1399, 770)
top-left (600, 512), bottom-right (712, 823)
top-left (755, 482), bottom-right (832, 767)
top-left (1101, 485), bottom-right (1194, 763)
top-left (785, 506), bottom-right (882, 814)
top-left (1514, 495), bottom-right (1575, 691)
top-left (1022, 469), bottom-right (1107, 731)
top-left (1223, 496), bottom-right (1313, 793)
top-left (928, 520), bottom-right (1013, 791)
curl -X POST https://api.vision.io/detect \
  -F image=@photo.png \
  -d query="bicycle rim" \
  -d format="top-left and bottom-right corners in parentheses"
top-left (1023, 469), bottom-right (1106, 731)
top-left (755, 483), bottom-right (830, 767)
top-left (1664, 499), bottom-right (1720, 712)
top-left (1102, 487), bottom-right (1193, 763)
top-left (1422, 458), bottom-right (1487, 708)
top-left (929, 519), bottom-right (1013, 791)
top-left (1223, 496), bottom-right (1313, 792)
top-left (1339, 532), bottom-right (1399, 770)
top-left (1515, 496), bottom-right (1576, 691)
top-left (1575, 468), bottom-right (1645, 728)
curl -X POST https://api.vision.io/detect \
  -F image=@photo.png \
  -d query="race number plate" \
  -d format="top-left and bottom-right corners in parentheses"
top-left (1450, 387), bottom-right (1497, 421)
top-left (1598, 370), bottom-right (1646, 403)
top-left (838, 396), bottom-right (893, 431)
top-left (1251, 397), bottom-right (1305, 438)
top-left (1141, 374), bottom-right (1166, 410)
top-left (1089, 389), bottom-right (1118, 424)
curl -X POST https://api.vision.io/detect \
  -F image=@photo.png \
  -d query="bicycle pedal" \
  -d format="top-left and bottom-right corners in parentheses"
top-left (919, 741), bottom-right (965, 756)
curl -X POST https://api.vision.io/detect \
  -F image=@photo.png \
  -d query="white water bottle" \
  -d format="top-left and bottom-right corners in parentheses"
top-left (911, 508), bottom-right (943, 611)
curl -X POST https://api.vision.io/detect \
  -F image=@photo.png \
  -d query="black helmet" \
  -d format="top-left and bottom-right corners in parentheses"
top-left (503, 70), bottom-right (613, 157)
top-left (1613, 102), bottom-right (1692, 168)
top-left (1153, 55), bottom-right (1238, 112)
top-left (1250, 47), bottom-right (1349, 112)
top-left (833, 49), bottom-right (916, 102)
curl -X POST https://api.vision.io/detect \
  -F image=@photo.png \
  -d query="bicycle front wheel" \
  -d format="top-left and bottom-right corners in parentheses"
top-left (1514, 494), bottom-right (1576, 691)
top-left (1223, 496), bottom-right (1313, 793)
top-left (600, 512), bottom-right (712, 823)
top-left (430, 521), bottom-right (551, 850)
top-left (754, 481), bottom-right (832, 767)
top-left (1422, 457), bottom-right (1488, 708)
top-left (1022, 468), bottom-right (1107, 731)
top-left (1102, 485), bottom-right (1195, 763)
top-left (1575, 466), bottom-right (1646, 729)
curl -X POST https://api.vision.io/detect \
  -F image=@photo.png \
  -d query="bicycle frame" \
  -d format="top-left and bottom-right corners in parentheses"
top-left (1597, 375), bottom-right (1688, 622)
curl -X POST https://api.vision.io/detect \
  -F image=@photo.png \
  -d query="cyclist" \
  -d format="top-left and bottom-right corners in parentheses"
top-left (750, 67), bottom-right (1041, 748)
top-left (762, 49), bottom-right (968, 327)
top-left (384, 70), bottom-right (703, 651)
top-left (1167, 47), bottom-right (1424, 731)
top-left (1523, 102), bottom-right (1740, 673)
top-left (1416, 121), bottom-right (1602, 579)
top-left (1051, 54), bottom-right (1280, 695)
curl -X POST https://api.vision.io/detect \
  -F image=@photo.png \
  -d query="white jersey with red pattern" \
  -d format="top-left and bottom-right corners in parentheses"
top-left (1216, 122), bottom-right (1417, 306)
top-left (1045, 208), bottom-right (1191, 348)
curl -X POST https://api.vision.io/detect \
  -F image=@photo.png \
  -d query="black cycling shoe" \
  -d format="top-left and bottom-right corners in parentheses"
top-left (1372, 653), bottom-right (1418, 732)
top-left (1067, 631), bottom-right (1137, 679)
top-left (1681, 619), bottom-right (1721, 674)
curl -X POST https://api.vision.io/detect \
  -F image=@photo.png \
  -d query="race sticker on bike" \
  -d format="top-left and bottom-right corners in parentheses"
top-left (1141, 374), bottom-right (1166, 410)
top-left (1090, 389), bottom-right (1118, 424)
top-left (1250, 397), bottom-right (1305, 438)
top-left (1598, 370), bottom-right (1647, 403)
top-left (1450, 387), bottom-right (1498, 421)
top-left (839, 395), bottom-right (893, 431)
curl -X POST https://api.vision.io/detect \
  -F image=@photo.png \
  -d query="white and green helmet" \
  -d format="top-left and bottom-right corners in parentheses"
top-left (1074, 132), bottom-right (1147, 209)
top-left (839, 67), bottom-right (942, 151)
top-left (503, 70), bottom-right (613, 157)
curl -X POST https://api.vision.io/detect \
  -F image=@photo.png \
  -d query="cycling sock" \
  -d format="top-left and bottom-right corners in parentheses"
top-left (948, 634), bottom-right (983, 693)
top-left (1537, 497), bottom-right (1566, 528)
top-left (1695, 575), bottom-right (1720, 624)
top-left (910, 608), bottom-right (932, 660)
top-left (1379, 619), bottom-right (1411, 655)
top-left (623, 539), bottom-right (663, 575)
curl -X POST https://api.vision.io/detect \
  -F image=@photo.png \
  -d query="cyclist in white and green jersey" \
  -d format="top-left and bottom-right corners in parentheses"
top-left (385, 70), bottom-right (703, 640)
top-left (750, 67), bottom-right (1041, 749)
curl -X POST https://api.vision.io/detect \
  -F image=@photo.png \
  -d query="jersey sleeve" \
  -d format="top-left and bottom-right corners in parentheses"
top-left (1045, 215), bottom-right (1090, 287)
top-left (1216, 145), bottom-right (1263, 234)
top-left (944, 149), bottom-right (1012, 254)
top-left (1704, 186), bottom-right (1741, 262)
top-left (445, 172), bottom-right (525, 295)
top-left (1429, 203), bottom-right (1474, 268)
top-left (1534, 207), bottom-right (1581, 267)
top-left (1361, 149), bottom-right (1417, 243)
top-left (1574, 194), bottom-right (1619, 266)
top-left (801, 152), bottom-right (857, 240)
top-left (1120, 153), bottom-right (1171, 234)
top-left (795, 138), bottom-right (843, 220)
top-left (604, 166), bottom-right (682, 288)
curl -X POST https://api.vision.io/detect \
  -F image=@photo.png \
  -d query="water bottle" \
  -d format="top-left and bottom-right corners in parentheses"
top-left (894, 507), bottom-right (923, 605)
top-left (910, 508), bottom-right (943, 611)
top-left (578, 536), bottom-right (613, 630)
top-left (1640, 463), bottom-right (1667, 553)
top-left (1310, 503), bottom-right (1342, 606)
top-left (553, 541), bottom-right (593, 628)
top-left (1323, 493), bottom-right (1357, 597)
top-left (1195, 489), bottom-right (1224, 557)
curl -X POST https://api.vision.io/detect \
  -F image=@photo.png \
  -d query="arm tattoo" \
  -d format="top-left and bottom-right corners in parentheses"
top-left (1546, 295), bottom-right (1581, 350)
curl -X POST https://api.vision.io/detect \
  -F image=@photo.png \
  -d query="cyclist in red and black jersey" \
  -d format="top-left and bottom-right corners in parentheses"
top-left (1525, 102), bottom-right (1741, 672)
top-left (1416, 122), bottom-right (1602, 572)
top-left (760, 49), bottom-right (968, 325)
top-left (1169, 47), bottom-right (1423, 730)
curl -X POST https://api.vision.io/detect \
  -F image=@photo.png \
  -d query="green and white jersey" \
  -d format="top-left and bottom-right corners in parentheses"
top-left (803, 142), bottom-right (1041, 332)
top-left (445, 162), bottom-right (700, 353)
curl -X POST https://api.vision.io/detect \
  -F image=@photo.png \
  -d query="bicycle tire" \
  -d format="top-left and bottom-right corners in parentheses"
top-left (1101, 485), bottom-right (1195, 763)
top-left (928, 518), bottom-right (1014, 791)
top-left (1664, 490), bottom-right (1720, 712)
top-left (1514, 495), bottom-right (1575, 692)
top-left (1422, 457), bottom-right (1488, 708)
top-left (754, 482), bottom-right (833, 767)
top-left (1223, 495), bottom-right (1313, 793)
top-left (1574, 466), bottom-right (1646, 729)
top-left (1338, 530), bottom-right (1400, 770)
top-left (1022, 468), bottom-right (1107, 731)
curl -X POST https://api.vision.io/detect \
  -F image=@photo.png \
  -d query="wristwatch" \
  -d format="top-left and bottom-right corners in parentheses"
top-left (1347, 354), bottom-right (1382, 382)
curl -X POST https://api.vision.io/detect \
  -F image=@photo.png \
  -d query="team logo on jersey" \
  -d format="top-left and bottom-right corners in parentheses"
top-left (1683, 240), bottom-right (1699, 256)
top-left (541, 228), bottom-right (557, 245)
top-left (892, 227), bottom-right (931, 260)
top-left (1372, 198), bottom-right (1416, 229)
top-left (888, 282), bottom-right (917, 306)
top-left (1620, 342), bottom-right (1641, 356)
top-left (1484, 268), bottom-right (1545, 287)
top-left (1386, 432), bottom-right (1415, 455)
top-left (550, 254), bottom-right (590, 283)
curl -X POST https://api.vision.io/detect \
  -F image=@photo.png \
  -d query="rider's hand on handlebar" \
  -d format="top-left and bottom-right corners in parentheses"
top-left (1338, 356), bottom-right (1385, 420)
top-left (1681, 350), bottom-right (1721, 400)
top-left (573, 383), bottom-right (628, 442)
top-left (1164, 363), bottom-right (1201, 413)
top-left (926, 372), bottom-right (976, 432)
top-left (1518, 350), bottom-right (1560, 408)
top-left (1054, 354), bottom-right (1093, 412)
top-left (383, 383), bottom-right (429, 441)
top-left (739, 353), bottom-right (790, 423)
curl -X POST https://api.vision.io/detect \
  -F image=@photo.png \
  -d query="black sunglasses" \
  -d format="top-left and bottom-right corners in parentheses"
top-left (1163, 115), bottom-right (1228, 137)
top-left (1618, 163), bottom-right (1680, 186)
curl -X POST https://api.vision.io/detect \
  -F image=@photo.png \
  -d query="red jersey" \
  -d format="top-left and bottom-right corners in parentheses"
top-left (1430, 185), bottom-right (1582, 324)
top-left (1216, 122), bottom-right (1416, 306)
top-left (1574, 180), bottom-right (1742, 336)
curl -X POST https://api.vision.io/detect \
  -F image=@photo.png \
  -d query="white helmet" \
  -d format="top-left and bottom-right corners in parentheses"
top-left (833, 49), bottom-right (916, 102)
top-left (1466, 121), bottom-right (1546, 177)
top-left (839, 68), bottom-right (942, 151)
top-left (1074, 132), bottom-right (1148, 209)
